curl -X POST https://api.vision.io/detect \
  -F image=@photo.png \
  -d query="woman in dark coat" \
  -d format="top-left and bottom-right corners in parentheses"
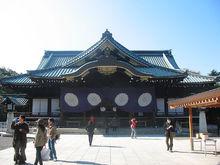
top-left (86, 117), bottom-right (95, 146)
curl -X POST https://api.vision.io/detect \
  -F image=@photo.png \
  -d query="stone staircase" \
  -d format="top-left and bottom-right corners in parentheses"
top-left (57, 127), bottom-right (164, 135)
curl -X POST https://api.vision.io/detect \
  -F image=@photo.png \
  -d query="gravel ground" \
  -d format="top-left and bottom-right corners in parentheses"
top-left (0, 136), bottom-right (33, 150)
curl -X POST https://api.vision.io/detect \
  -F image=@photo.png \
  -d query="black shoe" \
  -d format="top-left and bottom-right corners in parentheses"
top-left (14, 160), bottom-right (19, 165)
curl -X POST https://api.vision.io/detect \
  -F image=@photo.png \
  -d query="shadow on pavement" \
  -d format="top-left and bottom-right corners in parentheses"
top-left (91, 144), bottom-right (124, 148)
top-left (136, 137), bottom-right (163, 140)
top-left (173, 150), bottom-right (219, 155)
top-left (57, 160), bottom-right (107, 165)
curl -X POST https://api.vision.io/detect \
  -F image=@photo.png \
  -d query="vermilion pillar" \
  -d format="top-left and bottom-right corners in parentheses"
top-left (188, 107), bottom-right (194, 150)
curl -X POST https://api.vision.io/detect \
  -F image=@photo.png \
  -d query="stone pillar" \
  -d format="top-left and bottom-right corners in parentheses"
top-left (6, 112), bottom-right (14, 133)
top-left (199, 110), bottom-right (207, 133)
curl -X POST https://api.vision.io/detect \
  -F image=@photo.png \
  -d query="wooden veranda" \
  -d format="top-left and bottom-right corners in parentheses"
top-left (168, 87), bottom-right (220, 150)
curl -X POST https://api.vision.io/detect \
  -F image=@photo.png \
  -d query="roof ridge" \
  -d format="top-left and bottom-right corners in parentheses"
top-left (65, 37), bottom-right (106, 66)
top-left (108, 38), bottom-right (153, 67)
top-left (162, 53), bottom-right (174, 69)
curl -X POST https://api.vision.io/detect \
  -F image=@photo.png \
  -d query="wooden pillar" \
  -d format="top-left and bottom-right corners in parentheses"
top-left (83, 112), bottom-right (86, 126)
top-left (47, 98), bottom-right (51, 116)
top-left (164, 87), bottom-right (168, 116)
top-left (188, 107), bottom-right (194, 151)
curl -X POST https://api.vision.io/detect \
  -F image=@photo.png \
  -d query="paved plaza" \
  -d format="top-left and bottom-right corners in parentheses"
top-left (0, 135), bottom-right (219, 165)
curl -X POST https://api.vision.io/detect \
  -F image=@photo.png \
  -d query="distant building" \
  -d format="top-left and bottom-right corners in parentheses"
top-left (0, 30), bottom-right (216, 126)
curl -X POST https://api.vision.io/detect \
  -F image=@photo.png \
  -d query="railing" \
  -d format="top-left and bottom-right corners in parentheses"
top-left (0, 122), bottom-right (7, 132)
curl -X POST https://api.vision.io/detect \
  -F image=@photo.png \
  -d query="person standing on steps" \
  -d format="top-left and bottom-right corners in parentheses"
top-left (11, 115), bottom-right (29, 165)
top-left (164, 118), bottom-right (175, 152)
top-left (86, 116), bottom-right (96, 146)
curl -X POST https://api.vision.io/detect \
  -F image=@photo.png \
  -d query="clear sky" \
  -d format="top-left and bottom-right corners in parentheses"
top-left (0, 0), bottom-right (219, 75)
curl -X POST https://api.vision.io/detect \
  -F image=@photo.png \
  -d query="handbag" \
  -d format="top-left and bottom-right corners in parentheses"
top-left (41, 147), bottom-right (50, 161)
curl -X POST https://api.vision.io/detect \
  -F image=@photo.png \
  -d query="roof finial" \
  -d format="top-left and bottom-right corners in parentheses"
top-left (101, 29), bottom-right (113, 39)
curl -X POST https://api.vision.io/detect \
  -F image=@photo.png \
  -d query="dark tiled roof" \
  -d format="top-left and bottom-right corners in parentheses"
top-left (134, 50), bottom-right (179, 69)
top-left (1, 96), bottom-right (28, 106)
top-left (65, 30), bottom-right (153, 67)
top-left (0, 30), bottom-right (216, 85)
top-left (37, 51), bottom-right (81, 70)
top-left (29, 67), bottom-right (77, 78)
top-left (136, 67), bottom-right (183, 78)
top-left (181, 73), bottom-right (215, 83)
top-left (0, 74), bottom-right (34, 85)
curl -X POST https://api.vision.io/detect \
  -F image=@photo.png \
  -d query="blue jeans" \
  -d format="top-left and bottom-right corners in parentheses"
top-left (131, 128), bottom-right (136, 138)
top-left (34, 146), bottom-right (43, 165)
top-left (48, 139), bottom-right (57, 160)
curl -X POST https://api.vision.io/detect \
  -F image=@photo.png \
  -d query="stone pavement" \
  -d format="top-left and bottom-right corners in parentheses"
top-left (0, 135), bottom-right (219, 165)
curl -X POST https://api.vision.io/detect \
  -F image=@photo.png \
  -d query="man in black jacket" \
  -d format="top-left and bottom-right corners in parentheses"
top-left (11, 115), bottom-right (29, 165)
top-left (86, 117), bottom-right (95, 146)
top-left (164, 118), bottom-right (175, 152)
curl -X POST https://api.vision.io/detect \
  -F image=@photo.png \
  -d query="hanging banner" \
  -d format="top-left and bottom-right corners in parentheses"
top-left (60, 87), bottom-right (156, 113)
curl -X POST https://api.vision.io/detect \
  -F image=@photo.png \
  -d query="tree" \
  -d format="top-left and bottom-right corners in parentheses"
top-left (0, 67), bottom-right (19, 94)
top-left (0, 67), bottom-right (19, 78)
top-left (208, 69), bottom-right (220, 76)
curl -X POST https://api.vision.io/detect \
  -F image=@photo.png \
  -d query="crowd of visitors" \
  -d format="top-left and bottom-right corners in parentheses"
top-left (10, 114), bottom-right (185, 164)
top-left (11, 115), bottom-right (59, 165)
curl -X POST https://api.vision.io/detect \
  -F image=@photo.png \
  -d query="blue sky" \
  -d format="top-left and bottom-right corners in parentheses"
top-left (0, 0), bottom-right (219, 75)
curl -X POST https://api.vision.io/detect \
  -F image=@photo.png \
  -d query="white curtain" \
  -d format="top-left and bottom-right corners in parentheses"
top-left (51, 99), bottom-right (60, 115)
top-left (32, 99), bottom-right (48, 115)
top-left (156, 98), bottom-right (165, 115)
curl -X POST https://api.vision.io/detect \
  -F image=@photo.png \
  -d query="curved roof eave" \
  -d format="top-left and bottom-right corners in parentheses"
top-left (63, 60), bottom-right (153, 78)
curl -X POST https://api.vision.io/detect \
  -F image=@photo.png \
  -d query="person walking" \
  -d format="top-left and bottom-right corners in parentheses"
top-left (111, 117), bottom-right (118, 134)
top-left (34, 119), bottom-right (47, 165)
top-left (47, 118), bottom-right (57, 161)
top-left (130, 117), bottom-right (137, 138)
top-left (105, 118), bottom-right (110, 135)
top-left (164, 118), bottom-right (175, 152)
top-left (11, 115), bottom-right (29, 165)
top-left (86, 117), bottom-right (95, 146)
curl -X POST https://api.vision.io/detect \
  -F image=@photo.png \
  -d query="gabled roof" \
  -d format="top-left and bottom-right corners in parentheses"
top-left (65, 30), bottom-right (153, 67)
top-left (0, 30), bottom-right (216, 86)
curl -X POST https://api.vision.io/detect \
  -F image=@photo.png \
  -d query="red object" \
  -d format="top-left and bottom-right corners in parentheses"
top-left (89, 116), bottom-right (96, 123)
top-left (130, 118), bottom-right (137, 128)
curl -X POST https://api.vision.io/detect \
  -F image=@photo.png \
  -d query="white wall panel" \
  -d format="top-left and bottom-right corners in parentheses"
top-left (51, 99), bottom-right (60, 115)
